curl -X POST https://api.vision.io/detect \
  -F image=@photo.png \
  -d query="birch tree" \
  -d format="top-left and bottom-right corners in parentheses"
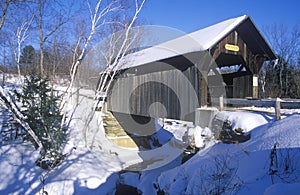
top-left (58, 0), bottom-right (146, 147)
top-left (12, 15), bottom-right (34, 79)
top-left (61, 0), bottom-right (145, 107)
top-left (90, 1), bottom-right (145, 147)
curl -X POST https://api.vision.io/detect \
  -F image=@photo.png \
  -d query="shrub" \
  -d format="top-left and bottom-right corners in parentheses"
top-left (15, 74), bottom-right (66, 168)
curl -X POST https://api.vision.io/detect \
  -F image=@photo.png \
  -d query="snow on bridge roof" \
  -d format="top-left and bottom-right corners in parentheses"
top-left (114, 15), bottom-right (276, 71)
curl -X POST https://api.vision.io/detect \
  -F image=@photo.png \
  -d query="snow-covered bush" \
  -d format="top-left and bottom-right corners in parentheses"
top-left (14, 74), bottom-right (66, 168)
top-left (190, 154), bottom-right (243, 195)
top-left (269, 142), bottom-right (300, 184)
top-left (156, 153), bottom-right (243, 195)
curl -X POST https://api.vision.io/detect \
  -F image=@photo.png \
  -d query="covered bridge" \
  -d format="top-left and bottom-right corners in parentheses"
top-left (105, 15), bottom-right (277, 122)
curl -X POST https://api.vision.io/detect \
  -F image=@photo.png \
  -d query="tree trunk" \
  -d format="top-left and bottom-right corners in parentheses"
top-left (38, 0), bottom-right (44, 76)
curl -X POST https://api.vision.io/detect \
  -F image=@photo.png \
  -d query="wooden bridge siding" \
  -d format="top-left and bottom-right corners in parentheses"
top-left (107, 65), bottom-right (202, 121)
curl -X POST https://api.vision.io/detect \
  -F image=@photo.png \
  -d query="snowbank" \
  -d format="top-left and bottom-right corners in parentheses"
top-left (215, 111), bottom-right (271, 132)
top-left (264, 182), bottom-right (300, 195)
top-left (0, 142), bottom-right (122, 194)
top-left (157, 114), bottom-right (300, 195)
top-left (1, 98), bottom-right (300, 195)
top-left (0, 143), bottom-right (39, 195)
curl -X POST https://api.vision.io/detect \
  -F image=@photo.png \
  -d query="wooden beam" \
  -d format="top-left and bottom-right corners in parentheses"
top-left (252, 74), bottom-right (258, 98)
top-left (201, 72), bottom-right (208, 107)
top-left (275, 98), bottom-right (281, 120)
top-left (221, 70), bottom-right (252, 80)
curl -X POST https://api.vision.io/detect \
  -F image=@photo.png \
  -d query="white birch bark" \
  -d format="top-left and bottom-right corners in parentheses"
top-left (12, 16), bottom-right (34, 80)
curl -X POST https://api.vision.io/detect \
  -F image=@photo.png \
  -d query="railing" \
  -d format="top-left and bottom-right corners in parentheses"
top-left (219, 98), bottom-right (300, 120)
top-left (224, 98), bottom-right (300, 108)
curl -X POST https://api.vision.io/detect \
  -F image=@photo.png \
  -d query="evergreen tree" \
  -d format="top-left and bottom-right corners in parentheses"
top-left (15, 74), bottom-right (66, 161)
top-left (20, 45), bottom-right (36, 73)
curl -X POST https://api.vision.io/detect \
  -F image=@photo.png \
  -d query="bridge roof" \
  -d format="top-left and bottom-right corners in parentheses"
top-left (114, 15), bottom-right (276, 71)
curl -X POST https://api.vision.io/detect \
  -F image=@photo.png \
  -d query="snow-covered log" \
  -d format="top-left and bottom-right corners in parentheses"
top-left (0, 86), bottom-right (43, 149)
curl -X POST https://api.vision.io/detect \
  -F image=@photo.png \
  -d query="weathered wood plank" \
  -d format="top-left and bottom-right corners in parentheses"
top-left (108, 65), bottom-right (202, 120)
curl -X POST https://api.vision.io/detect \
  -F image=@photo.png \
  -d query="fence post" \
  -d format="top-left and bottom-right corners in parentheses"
top-left (0, 70), bottom-right (4, 86)
top-left (219, 96), bottom-right (224, 111)
top-left (275, 98), bottom-right (281, 120)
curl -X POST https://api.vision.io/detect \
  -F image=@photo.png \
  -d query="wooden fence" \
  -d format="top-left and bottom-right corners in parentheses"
top-left (219, 98), bottom-right (300, 120)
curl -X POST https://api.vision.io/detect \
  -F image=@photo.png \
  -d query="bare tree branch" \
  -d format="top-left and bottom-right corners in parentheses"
top-left (263, 24), bottom-right (300, 97)
top-left (0, 0), bottom-right (11, 31)
top-left (61, 0), bottom-right (125, 111)
top-left (98, 0), bottom-right (146, 94)
top-left (13, 14), bottom-right (34, 79)
top-left (38, 0), bottom-right (72, 76)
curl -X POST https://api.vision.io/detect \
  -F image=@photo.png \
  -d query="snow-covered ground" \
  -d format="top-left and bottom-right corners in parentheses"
top-left (157, 113), bottom-right (300, 195)
top-left (1, 88), bottom-right (300, 194)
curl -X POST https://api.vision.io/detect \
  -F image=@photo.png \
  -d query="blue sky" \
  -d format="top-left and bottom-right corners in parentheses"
top-left (140, 0), bottom-right (300, 33)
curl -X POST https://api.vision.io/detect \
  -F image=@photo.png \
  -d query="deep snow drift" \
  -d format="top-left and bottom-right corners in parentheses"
top-left (157, 113), bottom-right (300, 195)
top-left (1, 105), bottom-right (300, 194)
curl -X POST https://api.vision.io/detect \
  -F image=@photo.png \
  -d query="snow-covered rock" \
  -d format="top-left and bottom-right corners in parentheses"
top-left (215, 111), bottom-right (271, 132)
top-left (188, 126), bottom-right (213, 148)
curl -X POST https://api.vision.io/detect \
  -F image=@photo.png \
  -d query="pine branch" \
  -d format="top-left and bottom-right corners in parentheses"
top-left (0, 86), bottom-right (43, 149)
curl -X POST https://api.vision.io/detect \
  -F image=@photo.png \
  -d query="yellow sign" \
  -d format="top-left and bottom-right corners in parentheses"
top-left (225, 44), bottom-right (239, 52)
